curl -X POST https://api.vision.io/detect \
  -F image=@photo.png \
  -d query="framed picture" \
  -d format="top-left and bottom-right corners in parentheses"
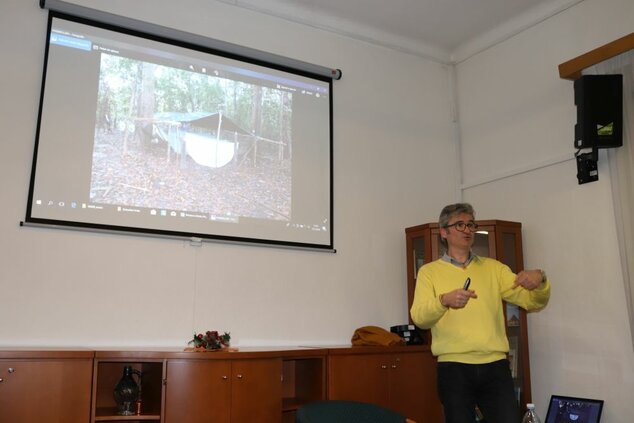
top-left (506, 303), bottom-right (520, 327)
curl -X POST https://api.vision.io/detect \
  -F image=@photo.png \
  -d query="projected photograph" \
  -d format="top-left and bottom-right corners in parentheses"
top-left (90, 54), bottom-right (293, 221)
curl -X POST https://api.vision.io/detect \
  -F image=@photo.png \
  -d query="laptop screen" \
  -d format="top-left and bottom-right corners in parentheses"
top-left (544, 395), bottom-right (604, 423)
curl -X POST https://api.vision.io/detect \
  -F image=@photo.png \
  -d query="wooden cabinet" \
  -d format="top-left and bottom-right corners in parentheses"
top-left (165, 358), bottom-right (282, 423)
top-left (327, 346), bottom-right (443, 423)
top-left (0, 351), bottom-right (93, 423)
top-left (2, 347), bottom-right (453, 423)
top-left (405, 220), bottom-right (532, 407)
top-left (90, 348), bottom-right (324, 423)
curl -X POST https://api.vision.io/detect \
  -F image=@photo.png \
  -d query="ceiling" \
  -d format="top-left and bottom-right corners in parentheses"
top-left (217, 0), bottom-right (584, 63)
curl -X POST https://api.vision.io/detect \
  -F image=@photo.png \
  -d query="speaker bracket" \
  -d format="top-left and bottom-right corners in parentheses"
top-left (576, 148), bottom-right (599, 185)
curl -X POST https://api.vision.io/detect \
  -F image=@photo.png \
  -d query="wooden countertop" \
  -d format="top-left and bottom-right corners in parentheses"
top-left (0, 344), bottom-right (432, 359)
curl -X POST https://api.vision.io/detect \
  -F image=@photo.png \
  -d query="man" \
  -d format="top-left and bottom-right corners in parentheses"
top-left (410, 203), bottom-right (550, 423)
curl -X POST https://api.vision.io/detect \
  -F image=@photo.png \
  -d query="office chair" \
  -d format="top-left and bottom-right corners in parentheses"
top-left (295, 400), bottom-right (411, 423)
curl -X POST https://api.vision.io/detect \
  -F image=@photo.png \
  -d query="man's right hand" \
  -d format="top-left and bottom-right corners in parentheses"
top-left (441, 288), bottom-right (478, 309)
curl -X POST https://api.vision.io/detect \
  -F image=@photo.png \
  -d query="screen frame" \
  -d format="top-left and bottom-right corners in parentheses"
top-left (24, 11), bottom-right (335, 252)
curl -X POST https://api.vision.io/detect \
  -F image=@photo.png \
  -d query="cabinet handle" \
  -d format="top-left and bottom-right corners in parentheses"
top-left (0, 378), bottom-right (3, 382)
top-left (381, 365), bottom-right (387, 369)
top-left (391, 364), bottom-right (397, 369)
top-left (222, 375), bottom-right (228, 380)
top-left (236, 374), bottom-right (243, 379)
top-left (7, 368), bottom-right (15, 373)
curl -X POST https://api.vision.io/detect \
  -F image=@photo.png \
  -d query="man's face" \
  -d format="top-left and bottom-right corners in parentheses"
top-left (441, 212), bottom-right (476, 251)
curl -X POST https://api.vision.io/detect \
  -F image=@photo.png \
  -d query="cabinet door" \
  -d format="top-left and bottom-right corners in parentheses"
top-left (327, 354), bottom-right (390, 409)
top-left (230, 358), bottom-right (282, 423)
top-left (406, 224), bottom-right (433, 316)
top-left (388, 352), bottom-right (443, 423)
top-left (164, 360), bottom-right (232, 423)
top-left (0, 359), bottom-right (92, 423)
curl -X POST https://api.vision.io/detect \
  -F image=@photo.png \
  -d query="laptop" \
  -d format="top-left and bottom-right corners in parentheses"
top-left (544, 395), bottom-right (604, 423)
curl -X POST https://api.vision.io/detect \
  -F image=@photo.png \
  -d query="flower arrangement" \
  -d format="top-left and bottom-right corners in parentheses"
top-left (188, 331), bottom-right (231, 351)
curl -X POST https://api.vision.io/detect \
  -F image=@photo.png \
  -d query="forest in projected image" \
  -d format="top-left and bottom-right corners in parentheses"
top-left (90, 54), bottom-right (294, 221)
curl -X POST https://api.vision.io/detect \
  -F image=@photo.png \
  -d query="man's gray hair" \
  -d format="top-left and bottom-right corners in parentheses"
top-left (438, 203), bottom-right (475, 249)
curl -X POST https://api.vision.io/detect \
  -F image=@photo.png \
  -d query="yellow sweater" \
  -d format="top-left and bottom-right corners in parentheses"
top-left (410, 256), bottom-right (550, 364)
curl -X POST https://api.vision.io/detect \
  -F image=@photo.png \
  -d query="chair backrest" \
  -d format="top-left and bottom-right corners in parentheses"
top-left (295, 400), bottom-right (407, 423)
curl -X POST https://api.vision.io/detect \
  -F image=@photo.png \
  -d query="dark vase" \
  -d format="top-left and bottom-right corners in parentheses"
top-left (113, 365), bottom-right (142, 416)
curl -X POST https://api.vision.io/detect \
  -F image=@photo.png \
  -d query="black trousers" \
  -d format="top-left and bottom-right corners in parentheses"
top-left (437, 359), bottom-right (520, 423)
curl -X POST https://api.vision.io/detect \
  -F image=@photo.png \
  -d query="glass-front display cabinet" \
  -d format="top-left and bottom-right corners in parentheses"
top-left (405, 220), bottom-right (532, 409)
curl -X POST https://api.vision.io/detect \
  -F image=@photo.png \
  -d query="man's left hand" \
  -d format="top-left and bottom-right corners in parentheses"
top-left (513, 269), bottom-right (544, 290)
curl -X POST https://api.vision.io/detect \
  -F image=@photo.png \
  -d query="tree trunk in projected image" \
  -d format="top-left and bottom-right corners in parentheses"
top-left (251, 86), bottom-right (263, 166)
top-left (136, 62), bottom-right (157, 145)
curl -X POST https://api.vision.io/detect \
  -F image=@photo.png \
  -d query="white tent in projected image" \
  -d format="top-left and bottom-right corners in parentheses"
top-left (152, 111), bottom-right (251, 168)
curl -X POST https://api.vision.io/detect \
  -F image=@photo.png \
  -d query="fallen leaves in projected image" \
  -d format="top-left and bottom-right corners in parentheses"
top-left (89, 130), bottom-right (291, 221)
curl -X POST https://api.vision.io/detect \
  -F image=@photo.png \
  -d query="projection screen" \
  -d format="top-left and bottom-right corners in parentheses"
top-left (25, 12), bottom-right (334, 251)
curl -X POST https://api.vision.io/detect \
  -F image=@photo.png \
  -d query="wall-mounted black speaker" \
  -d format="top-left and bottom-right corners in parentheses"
top-left (574, 74), bottom-right (623, 149)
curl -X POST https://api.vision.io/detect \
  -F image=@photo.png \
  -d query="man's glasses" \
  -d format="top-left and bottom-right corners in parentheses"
top-left (445, 221), bottom-right (479, 232)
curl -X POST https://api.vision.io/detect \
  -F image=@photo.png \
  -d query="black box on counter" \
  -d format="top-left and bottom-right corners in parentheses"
top-left (390, 324), bottom-right (425, 345)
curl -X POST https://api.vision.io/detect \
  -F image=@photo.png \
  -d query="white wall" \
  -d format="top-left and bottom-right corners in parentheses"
top-left (0, 0), bottom-right (454, 347)
top-left (456, 0), bottom-right (634, 421)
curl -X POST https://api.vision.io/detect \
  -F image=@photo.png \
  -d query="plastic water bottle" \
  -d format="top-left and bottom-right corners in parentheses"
top-left (522, 403), bottom-right (542, 423)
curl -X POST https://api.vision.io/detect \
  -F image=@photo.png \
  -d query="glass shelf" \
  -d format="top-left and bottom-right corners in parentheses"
top-left (95, 407), bottom-right (160, 421)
